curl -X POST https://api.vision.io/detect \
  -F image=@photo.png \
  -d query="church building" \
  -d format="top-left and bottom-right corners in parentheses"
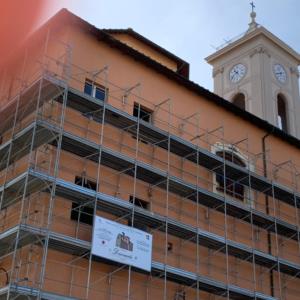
top-left (0, 6), bottom-right (299, 300)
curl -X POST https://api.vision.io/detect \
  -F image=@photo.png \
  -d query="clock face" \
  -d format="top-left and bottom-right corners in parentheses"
top-left (273, 64), bottom-right (287, 83)
top-left (229, 64), bottom-right (247, 83)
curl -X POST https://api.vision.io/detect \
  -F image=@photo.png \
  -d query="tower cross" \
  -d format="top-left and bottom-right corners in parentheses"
top-left (250, 1), bottom-right (255, 12)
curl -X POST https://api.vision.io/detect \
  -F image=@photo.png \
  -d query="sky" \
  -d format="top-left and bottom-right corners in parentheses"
top-left (42, 0), bottom-right (300, 91)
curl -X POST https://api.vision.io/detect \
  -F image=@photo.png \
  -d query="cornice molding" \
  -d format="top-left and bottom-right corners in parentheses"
top-left (206, 26), bottom-right (300, 65)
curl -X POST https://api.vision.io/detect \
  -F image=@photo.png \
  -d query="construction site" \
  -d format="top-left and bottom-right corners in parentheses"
top-left (0, 9), bottom-right (300, 300)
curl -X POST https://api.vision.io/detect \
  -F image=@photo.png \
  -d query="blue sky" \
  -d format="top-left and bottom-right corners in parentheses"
top-left (45, 0), bottom-right (300, 91)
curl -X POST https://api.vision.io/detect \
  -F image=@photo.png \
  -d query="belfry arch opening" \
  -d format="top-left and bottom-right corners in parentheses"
top-left (232, 93), bottom-right (246, 110)
top-left (277, 94), bottom-right (288, 133)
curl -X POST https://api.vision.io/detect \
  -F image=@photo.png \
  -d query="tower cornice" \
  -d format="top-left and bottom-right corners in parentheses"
top-left (206, 26), bottom-right (300, 65)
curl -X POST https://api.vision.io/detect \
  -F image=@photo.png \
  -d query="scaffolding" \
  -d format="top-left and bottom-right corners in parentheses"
top-left (0, 33), bottom-right (300, 300)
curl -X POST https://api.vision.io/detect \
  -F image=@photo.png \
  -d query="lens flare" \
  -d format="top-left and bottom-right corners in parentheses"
top-left (0, 0), bottom-right (49, 66)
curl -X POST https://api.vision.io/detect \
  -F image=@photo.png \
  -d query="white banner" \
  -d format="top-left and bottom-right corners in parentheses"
top-left (91, 216), bottom-right (152, 272)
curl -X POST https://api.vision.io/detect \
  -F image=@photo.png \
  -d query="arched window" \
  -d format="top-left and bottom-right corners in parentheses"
top-left (277, 94), bottom-right (288, 133)
top-left (232, 93), bottom-right (246, 110)
top-left (215, 150), bottom-right (246, 201)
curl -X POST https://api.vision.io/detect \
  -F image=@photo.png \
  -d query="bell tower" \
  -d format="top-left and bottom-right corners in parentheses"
top-left (206, 5), bottom-right (300, 138)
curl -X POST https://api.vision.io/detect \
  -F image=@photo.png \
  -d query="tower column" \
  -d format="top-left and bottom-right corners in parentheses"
top-left (290, 68), bottom-right (300, 137)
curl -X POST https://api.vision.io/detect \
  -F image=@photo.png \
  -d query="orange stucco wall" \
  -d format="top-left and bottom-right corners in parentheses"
top-left (0, 19), bottom-right (300, 299)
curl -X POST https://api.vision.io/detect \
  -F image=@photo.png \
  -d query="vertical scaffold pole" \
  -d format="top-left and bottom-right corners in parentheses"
top-left (85, 66), bottom-right (108, 299)
top-left (293, 171), bottom-right (300, 279)
top-left (271, 183), bottom-right (283, 299)
top-left (195, 113), bottom-right (200, 300)
top-left (221, 126), bottom-right (230, 300)
top-left (247, 136), bottom-right (257, 298)
top-left (1, 47), bottom-right (28, 300)
top-left (163, 100), bottom-right (171, 300)
top-left (7, 67), bottom-right (45, 300)
top-left (37, 83), bottom-right (68, 299)
top-left (127, 88), bottom-right (142, 300)
top-left (37, 30), bottom-right (70, 299)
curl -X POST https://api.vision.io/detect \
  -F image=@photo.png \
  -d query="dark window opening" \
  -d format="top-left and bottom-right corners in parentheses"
top-left (95, 86), bottom-right (106, 101)
top-left (129, 196), bottom-right (149, 209)
top-left (70, 176), bottom-right (97, 225)
top-left (84, 81), bottom-right (93, 96)
top-left (232, 93), bottom-right (246, 110)
top-left (84, 79), bottom-right (106, 101)
top-left (167, 242), bottom-right (173, 251)
top-left (132, 103), bottom-right (153, 144)
top-left (133, 103), bottom-right (153, 123)
top-left (70, 202), bottom-right (94, 225)
top-left (75, 175), bottom-right (97, 191)
top-left (215, 151), bottom-right (246, 201)
top-left (277, 94), bottom-right (288, 133)
top-left (128, 195), bottom-right (149, 231)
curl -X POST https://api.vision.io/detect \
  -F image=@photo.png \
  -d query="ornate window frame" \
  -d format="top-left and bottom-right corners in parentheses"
top-left (211, 142), bottom-right (254, 207)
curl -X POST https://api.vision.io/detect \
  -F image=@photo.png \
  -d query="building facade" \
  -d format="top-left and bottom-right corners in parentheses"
top-left (0, 9), bottom-right (300, 300)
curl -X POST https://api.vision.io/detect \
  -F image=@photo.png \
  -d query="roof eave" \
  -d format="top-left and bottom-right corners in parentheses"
top-left (103, 28), bottom-right (188, 66)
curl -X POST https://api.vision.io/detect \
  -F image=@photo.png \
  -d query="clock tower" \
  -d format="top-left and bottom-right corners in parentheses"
top-left (206, 8), bottom-right (300, 138)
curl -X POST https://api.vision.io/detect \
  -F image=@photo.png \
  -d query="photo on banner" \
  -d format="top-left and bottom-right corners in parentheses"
top-left (92, 216), bottom-right (152, 272)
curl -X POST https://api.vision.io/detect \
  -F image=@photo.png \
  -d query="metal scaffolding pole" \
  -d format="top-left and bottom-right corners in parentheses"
top-left (195, 112), bottom-right (201, 300)
top-left (247, 135), bottom-right (258, 298)
top-left (271, 183), bottom-right (283, 299)
top-left (282, 170), bottom-right (300, 293)
top-left (220, 127), bottom-right (230, 300)
top-left (37, 81), bottom-right (68, 300)
top-left (6, 71), bottom-right (45, 300)
top-left (293, 172), bottom-right (300, 265)
top-left (0, 45), bottom-right (28, 300)
top-left (127, 86), bottom-right (142, 300)
top-left (85, 66), bottom-right (109, 300)
top-left (163, 100), bottom-right (171, 300)
top-left (36, 31), bottom-right (71, 299)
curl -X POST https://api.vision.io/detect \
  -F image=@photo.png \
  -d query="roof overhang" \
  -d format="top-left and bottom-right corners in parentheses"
top-left (103, 29), bottom-right (188, 68)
